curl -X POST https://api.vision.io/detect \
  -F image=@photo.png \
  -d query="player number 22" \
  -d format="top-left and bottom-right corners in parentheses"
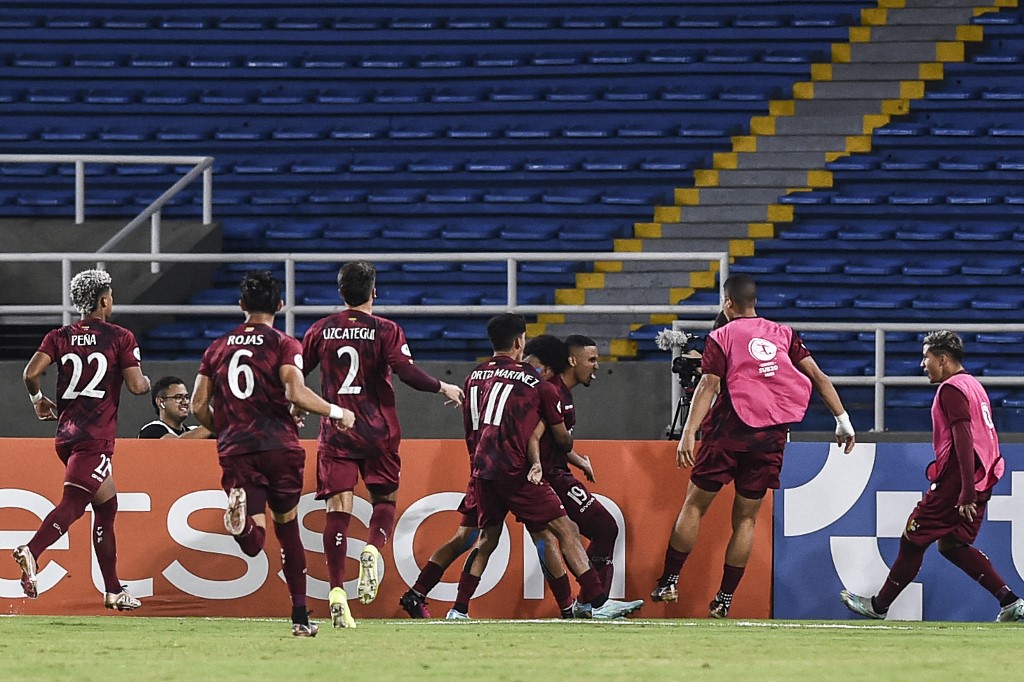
top-left (335, 346), bottom-right (362, 395)
top-left (60, 352), bottom-right (108, 399)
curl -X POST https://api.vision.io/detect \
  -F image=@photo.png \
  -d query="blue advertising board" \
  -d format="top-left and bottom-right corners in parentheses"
top-left (775, 442), bottom-right (1024, 621)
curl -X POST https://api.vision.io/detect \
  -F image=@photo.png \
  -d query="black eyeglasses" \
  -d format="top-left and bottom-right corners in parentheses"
top-left (161, 393), bottom-right (191, 402)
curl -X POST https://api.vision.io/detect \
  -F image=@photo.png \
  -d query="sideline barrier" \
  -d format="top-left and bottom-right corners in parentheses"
top-left (0, 439), bottom-right (772, 619)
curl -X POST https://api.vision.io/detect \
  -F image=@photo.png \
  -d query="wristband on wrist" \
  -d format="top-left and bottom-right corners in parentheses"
top-left (29, 390), bottom-right (43, 404)
top-left (835, 411), bottom-right (854, 432)
top-left (329, 404), bottom-right (344, 420)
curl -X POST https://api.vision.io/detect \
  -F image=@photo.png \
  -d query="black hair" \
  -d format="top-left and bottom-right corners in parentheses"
top-left (151, 376), bottom-right (187, 415)
top-left (524, 334), bottom-right (569, 374)
top-left (712, 311), bottom-right (730, 329)
top-left (338, 260), bottom-right (376, 306)
top-left (923, 330), bottom-right (965, 363)
top-left (565, 334), bottom-right (598, 353)
top-left (723, 274), bottom-right (757, 308)
top-left (239, 270), bottom-right (282, 314)
top-left (486, 313), bottom-right (527, 352)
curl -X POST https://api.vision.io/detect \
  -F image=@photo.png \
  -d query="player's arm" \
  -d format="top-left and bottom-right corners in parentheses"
top-left (677, 372), bottom-right (720, 468)
top-left (796, 356), bottom-right (855, 453)
top-left (191, 374), bottom-right (216, 431)
top-left (938, 385), bottom-right (979, 518)
top-left (567, 450), bottom-right (595, 483)
top-left (393, 362), bottom-right (464, 406)
top-left (527, 420), bottom-right (545, 484)
top-left (279, 364), bottom-right (356, 430)
top-left (123, 366), bottom-right (151, 395)
top-left (178, 425), bottom-right (214, 440)
top-left (23, 351), bottom-right (57, 420)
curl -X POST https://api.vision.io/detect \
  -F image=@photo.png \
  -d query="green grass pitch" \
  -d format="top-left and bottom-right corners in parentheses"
top-left (2, 616), bottom-right (1018, 681)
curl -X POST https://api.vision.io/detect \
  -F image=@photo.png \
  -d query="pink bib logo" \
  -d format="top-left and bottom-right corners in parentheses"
top-left (748, 338), bottom-right (778, 362)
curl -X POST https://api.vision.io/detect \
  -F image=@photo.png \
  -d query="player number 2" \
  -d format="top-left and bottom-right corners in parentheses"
top-left (60, 352), bottom-right (108, 399)
top-left (469, 382), bottom-right (514, 430)
top-left (228, 349), bottom-right (255, 399)
top-left (335, 346), bottom-right (362, 395)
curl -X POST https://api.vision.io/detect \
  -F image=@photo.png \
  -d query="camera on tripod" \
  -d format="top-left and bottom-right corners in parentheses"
top-left (671, 352), bottom-right (702, 392)
top-left (655, 329), bottom-right (705, 439)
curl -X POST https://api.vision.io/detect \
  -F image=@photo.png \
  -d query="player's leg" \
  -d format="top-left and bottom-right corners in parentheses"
top-left (221, 456), bottom-right (268, 557)
top-left (708, 489), bottom-right (765, 618)
top-left (401, 520), bottom-right (479, 619)
top-left (449, 523), bottom-right (501, 619)
top-left (842, 533), bottom-right (929, 619)
top-left (358, 452), bottom-right (401, 605)
top-left (545, 515), bottom-right (607, 617)
top-left (552, 472), bottom-right (619, 595)
top-left (937, 537), bottom-right (1023, 621)
top-left (266, 448), bottom-right (317, 637)
top-left (91, 476), bottom-right (140, 611)
top-left (529, 527), bottom-right (575, 617)
top-left (652, 480), bottom-right (718, 603)
top-left (323, 490), bottom-right (357, 628)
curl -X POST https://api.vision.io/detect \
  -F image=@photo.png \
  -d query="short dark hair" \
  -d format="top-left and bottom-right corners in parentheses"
top-left (712, 310), bottom-right (730, 329)
top-left (565, 334), bottom-right (598, 353)
top-left (524, 334), bottom-right (568, 373)
top-left (923, 330), bottom-right (965, 363)
top-left (239, 270), bottom-right (282, 314)
top-left (486, 313), bottom-right (527, 352)
top-left (724, 274), bottom-right (757, 308)
top-left (338, 260), bottom-right (376, 306)
top-left (151, 376), bottom-right (186, 415)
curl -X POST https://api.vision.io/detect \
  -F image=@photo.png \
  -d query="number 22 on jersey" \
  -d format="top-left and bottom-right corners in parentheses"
top-left (60, 352), bottom-right (108, 399)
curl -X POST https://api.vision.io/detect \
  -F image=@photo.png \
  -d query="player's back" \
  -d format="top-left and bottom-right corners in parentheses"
top-left (539, 375), bottom-right (574, 473)
top-left (38, 318), bottom-right (140, 444)
top-left (302, 310), bottom-right (407, 457)
top-left (463, 355), bottom-right (543, 480)
top-left (199, 322), bottom-right (301, 457)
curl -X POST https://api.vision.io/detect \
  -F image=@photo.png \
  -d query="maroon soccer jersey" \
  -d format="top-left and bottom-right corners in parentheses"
top-left (198, 322), bottom-right (303, 458)
top-left (37, 319), bottom-right (141, 445)
top-left (699, 326), bottom-right (811, 452)
top-left (463, 355), bottom-right (544, 480)
top-left (302, 310), bottom-right (428, 459)
top-left (539, 375), bottom-right (572, 473)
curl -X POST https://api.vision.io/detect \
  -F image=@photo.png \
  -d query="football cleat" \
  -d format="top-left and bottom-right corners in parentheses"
top-left (996, 598), bottom-right (1024, 623)
top-left (840, 590), bottom-right (886, 620)
top-left (592, 598), bottom-right (644, 620)
top-left (104, 586), bottom-right (142, 611)
top-left (650, 582), bottom-right (678, 603)
top-left (292, 621), bottom-right (319, 638)
top-left (570, 599), bottom-right (594, 619)
top-left (708, 591), bottom-right (732, 619)
top-left (223, 488), bottom-right (247, 535)
top-left (329, 587), bottom-right (357, 628)
top-left (357, 545), bottom-right (382, 605)
top-left (399, 589), bottom-right (431, 619)
top-left (12, 545), bottom-right (38, 599)
top-left (445, 608), bottom-right (470, 620)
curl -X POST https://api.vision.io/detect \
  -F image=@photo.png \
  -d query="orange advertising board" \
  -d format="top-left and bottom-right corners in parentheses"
top-left (0, 439), bottom-right (771, 619)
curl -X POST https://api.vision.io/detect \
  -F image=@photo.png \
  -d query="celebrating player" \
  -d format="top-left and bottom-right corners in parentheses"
top-left (15, 269), bottom-right (151, 610)
top-left (191, 270), bottom-right (356, 637)
top-left (301, 260), bottom-right (463, 629)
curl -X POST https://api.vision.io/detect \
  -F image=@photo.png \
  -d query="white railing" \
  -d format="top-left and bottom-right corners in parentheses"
top-left (0, 154), bottom-right (215, 274)
top-left (671, 319), bottom-right (1024, 432)
top-left (0, 251), bottom-right (729, 328)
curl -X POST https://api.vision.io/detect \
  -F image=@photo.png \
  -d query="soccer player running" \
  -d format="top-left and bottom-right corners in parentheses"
top-left (191, 270), bottom-right (356, 637)
top-left (446, 313), bottom-right (608, 619)
top-left (301, 260), bottom-right (463, 629)
top-left (842, 331), bottom-right (1024, 623)
top-left (651, 274), bottom-right (856, 617)
top-left (524, 334), bottom-right (644, 619)
top-left (15, 269), bottom-right (151, 610)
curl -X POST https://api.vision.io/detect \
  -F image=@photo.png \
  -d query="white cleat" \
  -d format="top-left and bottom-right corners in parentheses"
top-left (12, 545), bottom-right (38, 599)
top-left (224, 488), bottom-right (247, 535)
top-left (592, 598), bottom-right (644, 620)
top-left (840, 590), bottom-right (885, 620)
top-left (996, 598), bottom-right (1024, 623)
top-left (292, 621), bottom-right (319, 638)
top-left (446, 608), bottom-right (470, 620)
top-left (329, 587), bottom-right (357, 628)
top-left (104, 586), bottom-right (142, 611)
top-left (357, 545), bottom-right (382, 605)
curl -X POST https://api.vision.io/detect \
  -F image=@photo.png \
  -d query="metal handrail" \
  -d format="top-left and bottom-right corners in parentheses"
top-left (0, 154), bottom-right (214, 274)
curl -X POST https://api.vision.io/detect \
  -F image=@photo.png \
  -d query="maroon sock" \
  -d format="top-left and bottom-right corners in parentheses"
top-left (235, 518), bottom-right (266, 557)
top-left (584, 515), bottom-right (617, 595)
top-left (576, 568), bottom-right (607, 608)
top-left (367, 500), bottom-right (397, 549)
top-left (92, 496), bottom-right (121, 594)
top-left (875, 536), bottom-right (927, 611)
top-left (28, 485), bottom-right (93, 559)
top-left (659, 545), bottom-right (690, 585)
top-left (453, 570), bottom-right (481, 615)
top-left (940, 544), bottom-right (1011, 601)
top-left (324, 511), bottom-right (352, 589)
top-left (550, 572), bottom-right (574, 611)
top-left (413, 560), bottom-right (446, 597)
top-left (273, 518), bottom-right (307, 609)
top-left (720, 563), bottom-right (746, 595)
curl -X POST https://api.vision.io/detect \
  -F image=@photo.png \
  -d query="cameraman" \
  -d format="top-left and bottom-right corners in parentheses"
top-left (651, 275), bottom-right (855, 617)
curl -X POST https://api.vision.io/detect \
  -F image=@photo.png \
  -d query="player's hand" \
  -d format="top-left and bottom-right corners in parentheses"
top-left (34, 396), bottom-right (57, 421)
top-left (331, 408), bottom-right (356, 431)
top-left (835, 412), bottom-right (856, 454)
top-left (677, 432), bottom-right (696, 468)
top-left (439, 382), bottom-right (464, 407)
top-left (578, 455), bottom-right (596, 483)
top-left (290, 404), bottom-right (309, 428)
top-left (527, 462), bottom-right (543, 485)
top-left (957, 502), bottom-right (977, 523)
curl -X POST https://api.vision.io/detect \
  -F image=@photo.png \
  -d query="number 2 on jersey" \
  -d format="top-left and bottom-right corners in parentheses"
top-left (335, 345), bottom-right (362, 395)
top-left (60, 352), bottom-right (108, 399)
top-left (469, 382), bottom-right (514, 430)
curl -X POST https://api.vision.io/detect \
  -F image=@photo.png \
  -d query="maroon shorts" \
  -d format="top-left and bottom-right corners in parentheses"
top-left (471, 476), bottom-right (567, 530)
top-left (457, 480), bottom-right (478, 528)
top-left (315, 446), bottom-right (401, 499)
top-left (905, 481), bottom-right (993, 547)
top-left (219, 448), bottom-right (306, 514)
top-left (690, 443), bottom-right (784, 499)
top-left (56, 439), bottom-right (115, 495)
top-left (545, 468), bottom-right (610, 532)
